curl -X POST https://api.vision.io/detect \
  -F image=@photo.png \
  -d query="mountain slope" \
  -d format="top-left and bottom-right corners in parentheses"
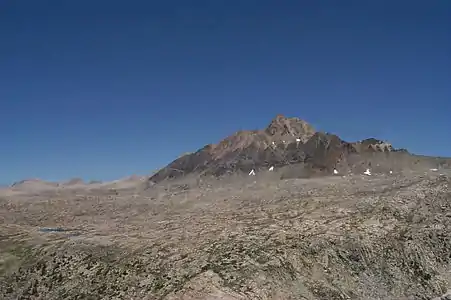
top-left (149, 115), bottom-right (400, 183)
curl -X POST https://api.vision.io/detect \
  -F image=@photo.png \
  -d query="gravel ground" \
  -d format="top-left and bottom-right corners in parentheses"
top-left (0, 169), bottom-right (450, 299)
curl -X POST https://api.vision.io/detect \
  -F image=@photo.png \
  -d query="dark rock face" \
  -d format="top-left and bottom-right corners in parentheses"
top-left (302, 132), bottom-right (354, 171)
top-left (149, 146), bottom-right (214, 183)
top-left (149, 115), bottom-right (401, 183)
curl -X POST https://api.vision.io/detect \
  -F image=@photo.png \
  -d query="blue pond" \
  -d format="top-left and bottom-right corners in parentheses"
top-left (39, 227), bottom-right (68, 233)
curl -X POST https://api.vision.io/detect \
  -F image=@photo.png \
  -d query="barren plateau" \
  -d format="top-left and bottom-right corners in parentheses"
top-left (1, 168), bottom-right (451, 300)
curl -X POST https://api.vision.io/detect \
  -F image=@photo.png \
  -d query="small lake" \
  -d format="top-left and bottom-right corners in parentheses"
top-left (39, 227), bottom-right (68, 232)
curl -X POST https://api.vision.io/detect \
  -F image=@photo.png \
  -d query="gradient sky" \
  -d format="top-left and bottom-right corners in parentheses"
top-left (1, 1), bottom-right (450, 184)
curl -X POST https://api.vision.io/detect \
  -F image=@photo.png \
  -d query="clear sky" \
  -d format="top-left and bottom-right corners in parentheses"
top-left (1, 1), bottom-right (450, 184)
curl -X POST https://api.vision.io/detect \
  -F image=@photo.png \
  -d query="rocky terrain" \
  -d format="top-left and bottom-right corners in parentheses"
top-left (0, 169), bottom-right (451, 299)
top-left (1, 115), bottom-right (451, 299)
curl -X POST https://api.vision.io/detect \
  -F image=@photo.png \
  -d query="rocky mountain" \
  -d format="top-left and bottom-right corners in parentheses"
top-left (149, 115), bottom-right (400, 183)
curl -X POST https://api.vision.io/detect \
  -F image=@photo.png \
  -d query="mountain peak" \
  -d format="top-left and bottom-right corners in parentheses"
top-left (148, 114), bottom-right (405, 183)
top-left (265, 114), bottom-right (315, 142)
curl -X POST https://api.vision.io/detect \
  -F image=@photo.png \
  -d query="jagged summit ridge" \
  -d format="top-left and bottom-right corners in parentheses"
top-left (265, 114), bottom-right (316, 142)
top-left (149, 115), bottom-right (401, 183)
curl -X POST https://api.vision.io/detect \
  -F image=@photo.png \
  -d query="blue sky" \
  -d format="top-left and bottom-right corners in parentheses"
top-left (1, 1), bottom-right (450, 184)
